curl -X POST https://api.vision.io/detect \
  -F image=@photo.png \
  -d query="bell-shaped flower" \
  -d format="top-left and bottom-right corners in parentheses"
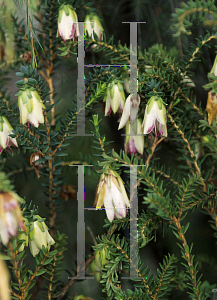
top-left (0, 256), bottom-right (10, 300)
top-left (85, 14), bottom-right (104, 42)
top-left (57, 4), bottom-right (79, 42)
top-left (118, 94), bottom-right (140, 130)
top-left (142, 96), bottom-right (167, 137)
top-left (28, 216), bottom-right (55, 257)
top-left (95, 170), bottom-right (130, 222)
top-left (124, 119), bottom-right (144, 155)
top-left (18, 89), bottom-right (45, 128)
top-left (0, 116), bottom-right (18, 154)
top-left (206, 90), bottom-right (217, 125)
top-left (104, 81), bottom-right (125, 116)
top-left (0, 191), bottom-right (25, 246)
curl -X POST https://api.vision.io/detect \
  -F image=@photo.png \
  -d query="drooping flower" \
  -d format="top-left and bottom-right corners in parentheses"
top-left (57, 4), bottom-right (79, 42)
top-left (0, 191), bottom-right (25, 246)
top-left (118, 94), bottom-right (140, 130)
top-left (0, 116), bottom-right (18, 154)
top-left (95, 170), bottom-right (130, 222)
top-left (85, 14), bottom-right (104, 41)
top-left (0, 256), bottom-right (10, 300)
top-left (124, 119), bottom-right (144, 155)
top-left (104, 81), bottom-right (125, 116)
top-left (206, 90), bottom-right (217, 125)
top-left (28, 216), bottom-right (55, 257)
top-left (142, 96), bottom-right (167, 137)
top-left (18, 89), bottom-right (45, 128)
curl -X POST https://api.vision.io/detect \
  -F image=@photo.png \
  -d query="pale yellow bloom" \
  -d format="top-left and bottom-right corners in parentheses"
top-left (28, 218), bottom-right (55, 257)
top-left (95, 171), bottom-right (130, 222)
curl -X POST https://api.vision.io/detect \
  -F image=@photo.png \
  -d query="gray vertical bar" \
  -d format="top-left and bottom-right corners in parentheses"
top-left (77, 22), bottom-right (85, 136)
top-left (130, 23), bottom-right (138, 99)
top-left (77, 165), bottom-right (85, 278)
top-left (130, 165), bottom-right (138, 277)
top-left (76, 22), bottom-right (92, 137)
top-left (68, 165), bottom-right (93, 280)
top-left (130, 23), bottom-right (138, 134)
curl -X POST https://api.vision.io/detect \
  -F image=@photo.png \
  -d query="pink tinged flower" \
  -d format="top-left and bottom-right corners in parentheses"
top-left (142, 96), bottom-right (167, 137)
top-left (95, 171), bottom-right (130, 222)
top-left (124, 119), bottom-right (144, 155)
top-left (18, 89), bottom-right (45, 128)
top-left (0, 116), bottom-right (18, 154)
top-left (104, 81), bottom-right (125, 116)
top-left (0, 191), bottom-right (25, 246)
top-left (0, 256), bottom-right (10, 300)
top-left (85, 14), bottom-right (104, 42)
top-left (118, 94), bottom-right (140, 130)
top-left (28, 217), bottom-right (55, 257)
top-left (57, 4), bottom-right (79, 42)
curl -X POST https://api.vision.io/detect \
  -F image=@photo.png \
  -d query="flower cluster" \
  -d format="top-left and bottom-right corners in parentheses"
top-left (57, 5), bottom-right (104, 45)
top-left (95, 170), bottom-right (130, 222)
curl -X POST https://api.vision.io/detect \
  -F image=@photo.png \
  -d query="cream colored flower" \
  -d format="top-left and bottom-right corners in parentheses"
top-left (57, 4), bottom-right (79, 42)
top-left (142, 96), bottom-right (167, 137)
top-left (0, 116), bottom-right (18, 154)
top-left (95, 171), bottom-right (130, 222)
top-left (104, 82), bottom-right (125, 116)
top-left (28, 217), bottom-right (55, 257)
top-left (18, 89), bottom-right (45, 127)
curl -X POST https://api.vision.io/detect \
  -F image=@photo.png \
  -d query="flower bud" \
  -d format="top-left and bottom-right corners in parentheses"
top-left (57, 4), bottom-right (79, 42)
top-left (90, 247), bottom-right (107, 282)
top-left (18, 89), bottom-right (45, 127)
top-left (206, 90), bottom-right (217, 125)
top-left (0, 116), bottom-right (18, 154)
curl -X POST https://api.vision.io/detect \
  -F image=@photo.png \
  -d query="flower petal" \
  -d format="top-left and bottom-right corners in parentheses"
top-left (110, 178), bottom-right (126, 218)
top-left (103, 185), bottom-right (114, 222)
